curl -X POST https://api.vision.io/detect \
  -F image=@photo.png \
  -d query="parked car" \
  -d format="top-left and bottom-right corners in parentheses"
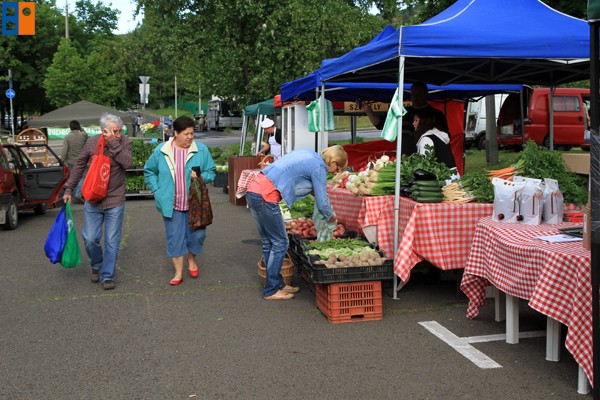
top-left (0, 142), bottom-right (69, 230)
top-left (497, 87), bottom-right (590, 150)
top-left (464, 94), bottom-right (510, 150)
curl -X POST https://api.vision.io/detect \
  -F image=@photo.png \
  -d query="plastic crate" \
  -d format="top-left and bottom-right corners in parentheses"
top-left (315, 281), bottom-right (383, 324)
top-left (300, 237), bottom-right (394, 283)
top-left (213, 171), bottom-right (228, 188)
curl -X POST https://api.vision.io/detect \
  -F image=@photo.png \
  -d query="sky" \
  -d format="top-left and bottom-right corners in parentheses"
top-left (64, 0), bottom-right (143, 34)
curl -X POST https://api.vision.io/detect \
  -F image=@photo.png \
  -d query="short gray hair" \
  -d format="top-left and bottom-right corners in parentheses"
top-left (99, 113), bottom-right (124, 130)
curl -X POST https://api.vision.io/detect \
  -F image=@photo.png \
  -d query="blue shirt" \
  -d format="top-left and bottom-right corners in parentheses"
top-left (263, 149), bottom-right (334, 221)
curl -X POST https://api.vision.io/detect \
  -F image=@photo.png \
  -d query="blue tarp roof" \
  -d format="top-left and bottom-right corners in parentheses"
top-left (281, 79), bottom-right (522, 103)
top-left (320, 0), bottom-right (590, 86)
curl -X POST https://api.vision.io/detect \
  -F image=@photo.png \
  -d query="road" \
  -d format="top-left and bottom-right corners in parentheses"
top-left (48, 128), bottom-right (383, 156)
top-left (0, 186), bottom-right (589, 399)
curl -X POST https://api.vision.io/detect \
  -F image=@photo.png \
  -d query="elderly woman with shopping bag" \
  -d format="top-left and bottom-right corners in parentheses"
top-left (144, 116), bottom-right (216, 286)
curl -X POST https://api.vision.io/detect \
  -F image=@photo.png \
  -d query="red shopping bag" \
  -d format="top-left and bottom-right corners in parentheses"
top-left (81, 136), bottom-right (111, 202)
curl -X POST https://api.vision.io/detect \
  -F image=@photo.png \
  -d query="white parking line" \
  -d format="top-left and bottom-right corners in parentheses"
top-left (419, 321), bottom-right (547, 370)
top-left (419, 321), bottom-right (503, 369)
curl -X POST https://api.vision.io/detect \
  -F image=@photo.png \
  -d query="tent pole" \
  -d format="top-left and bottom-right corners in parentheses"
top-left (549, 86), bottom-right (555, 151)
top-left (589, 19), bottom-right (600, 397)
top-left (239, 111), bottom-right (247, 156)
top-left (393, 55), bottom-right (406, 300)
top-left (320, 83), bottom-right (326, 151)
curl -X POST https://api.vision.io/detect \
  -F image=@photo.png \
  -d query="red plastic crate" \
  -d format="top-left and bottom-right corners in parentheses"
top-left (315, 281), bottom-right (383, 324)
top-left (566, 211), bottom-right (584, 223)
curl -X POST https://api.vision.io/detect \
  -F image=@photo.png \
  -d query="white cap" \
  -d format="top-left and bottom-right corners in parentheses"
top-left (260, 118), bottom-right (275, 129)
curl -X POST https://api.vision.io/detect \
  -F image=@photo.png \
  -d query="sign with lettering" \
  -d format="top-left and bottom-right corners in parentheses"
top-left (344, 101), bottom-right (389, 114)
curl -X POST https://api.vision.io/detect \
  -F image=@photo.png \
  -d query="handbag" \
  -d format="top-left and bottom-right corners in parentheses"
top-left (81, 136), bottom-right (111, 202)
top-left (44, 205), bottom-right (68, 264)
top-left (60, 202), bottom-right (81, 268)
top-left (189, 175), bottom-right (213, 230)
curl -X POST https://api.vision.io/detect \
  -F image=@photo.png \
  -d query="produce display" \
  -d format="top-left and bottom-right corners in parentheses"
top-left (438, 172), bottom-right (491, 203)
top-left (448, 141), bottom-right (588, 204)
top-left (279, 195), bottom-right (315, 219)
top-left (408, 172), bottom-right (444, 203)
top-left (132, 139), bottom-right (159, 167)
top-left (331, 155), bottom-right (396, 196)
top-left (399, 147), bottom-right (453, 187)
top-left (303, 238), bottom-right (387, 268)
top-left (125, 175), bottom-right (150, 192)
top-left (285, 217), bottom-right (348, 238)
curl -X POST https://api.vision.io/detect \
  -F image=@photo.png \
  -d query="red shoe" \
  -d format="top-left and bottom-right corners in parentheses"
top-left (169, 278), bottom-right (183, 286)
top-left (188, 267), bottom-right (199, 278)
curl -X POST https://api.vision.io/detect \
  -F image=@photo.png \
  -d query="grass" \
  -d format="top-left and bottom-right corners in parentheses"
top-left (148, 107), bottom-right (194, 118)
top-left (463, 148), bottom-right (522, 174)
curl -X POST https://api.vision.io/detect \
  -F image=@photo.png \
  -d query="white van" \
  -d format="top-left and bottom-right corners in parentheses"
top-left (464, 94), bottom-right (509, 149)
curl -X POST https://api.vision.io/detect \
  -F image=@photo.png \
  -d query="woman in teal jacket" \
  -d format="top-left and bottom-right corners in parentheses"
top-left (144, 116), bottom-right (216, 285)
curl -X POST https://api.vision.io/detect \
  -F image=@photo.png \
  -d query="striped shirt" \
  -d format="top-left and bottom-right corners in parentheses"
top-left (173, 144), bottom-right (189, 211)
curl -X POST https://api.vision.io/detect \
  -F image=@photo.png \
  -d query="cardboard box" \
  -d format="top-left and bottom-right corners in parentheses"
top-left (562, 153), bottom-right (590, 175)
top-left (583, 206), bottom-right (591, 250)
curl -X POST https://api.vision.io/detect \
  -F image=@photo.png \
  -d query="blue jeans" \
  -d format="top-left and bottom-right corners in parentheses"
top-left (82, 202), bottom-right (125, 282)
top-left (74, 169), bottom-right (87, 198)
top-left (246, 192), bottom-right (289, 297)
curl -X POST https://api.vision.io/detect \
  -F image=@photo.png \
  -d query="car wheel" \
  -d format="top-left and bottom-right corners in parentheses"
top-left (477, 134), bottom-right (486, 150)
top-left (3, 197), bottom-right (18, 230)
top-left (542, 135), bottom-right (551, 149)
top-left (34, 203), bottom-right (47, 215)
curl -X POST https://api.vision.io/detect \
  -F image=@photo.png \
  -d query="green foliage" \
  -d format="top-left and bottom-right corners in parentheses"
top-left (289, 195), bottom-right (315, 219)
top-left (208, 142), bottom-right (253, 165)
top-left (43, 39), bottom-right (89, 107)
top-left (137, 0), bottom-right (385, 104)
top-left (517, 141), bottom-right (588, 205)
top-left (459, 172), bottom-right (494, 203)
top-left (399, 146), bottom-right (452, 186)
top-left (131, 139), bottom-right (160, 166)
top-left (461, 142), bottom-right (589, 205)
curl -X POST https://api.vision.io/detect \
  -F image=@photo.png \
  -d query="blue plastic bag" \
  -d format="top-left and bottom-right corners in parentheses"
top-left (44, 205), bottom-right (68, 264)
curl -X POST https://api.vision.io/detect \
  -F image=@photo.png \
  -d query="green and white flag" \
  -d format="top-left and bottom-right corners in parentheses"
top-left (306, 96), bottom-right (335, 132)
top-left (380, 88), bottom-right (407, 142)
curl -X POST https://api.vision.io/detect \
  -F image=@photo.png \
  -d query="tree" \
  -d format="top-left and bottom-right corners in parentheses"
top-left (0, 0), bottom-right (67, 117)
top-left (135, 0), bottom-right (385, 105)
top-left (43, 39), bottom-right (89, 107)
top-left (84, 38), bottom-right (129, 107)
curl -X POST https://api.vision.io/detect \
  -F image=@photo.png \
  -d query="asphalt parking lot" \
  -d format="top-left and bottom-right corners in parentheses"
top-left (0, 179), bottom-right (591, 399)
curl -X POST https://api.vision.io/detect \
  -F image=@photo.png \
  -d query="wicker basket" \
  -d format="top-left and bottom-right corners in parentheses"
top-left (258, 155), bottom-right (275, 169)
top-left (258, 253), bottom-right (294, 286)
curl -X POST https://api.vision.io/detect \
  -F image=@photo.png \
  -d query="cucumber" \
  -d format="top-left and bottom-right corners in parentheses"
top-left (411, 185), bottom-right (442, 194)
top-left (411, 191), bottom-right (443, 199)
top-left (414, 196), bottom-right (443, 203)
top-left (413, 180), bottom-right (442, 188)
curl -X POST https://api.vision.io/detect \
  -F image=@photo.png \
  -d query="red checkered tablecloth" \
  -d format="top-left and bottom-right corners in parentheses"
top-left (327, 187), bottom-right (494, 279)
top-left (236, 169), bottom-right (261, 199)
top-left (460, 216), bottom-right (592, 386)
top-left (394, 199), bottom-right (494, 282)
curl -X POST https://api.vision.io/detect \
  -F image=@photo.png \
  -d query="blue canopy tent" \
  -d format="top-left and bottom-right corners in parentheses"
top-left (320, 0), bottom-right (589, 86)
top-left (317, 3), bottom-right (593, 377)
top-left (282, 78), bottom-right (522, 103)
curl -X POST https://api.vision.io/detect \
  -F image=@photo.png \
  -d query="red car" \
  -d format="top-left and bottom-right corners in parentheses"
top-left (0, 141), bottom-right (69, 230)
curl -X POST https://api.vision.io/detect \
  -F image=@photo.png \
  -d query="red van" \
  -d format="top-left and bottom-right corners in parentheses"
top-left (497, 87), bottom-right (590, 150)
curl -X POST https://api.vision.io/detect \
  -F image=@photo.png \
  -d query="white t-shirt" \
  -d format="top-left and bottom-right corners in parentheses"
top-left (416, 128), bottom-right (450, 155)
